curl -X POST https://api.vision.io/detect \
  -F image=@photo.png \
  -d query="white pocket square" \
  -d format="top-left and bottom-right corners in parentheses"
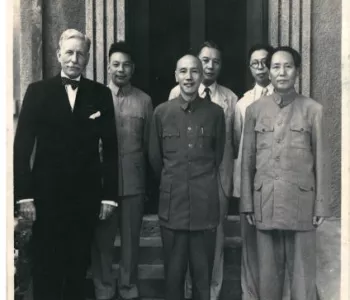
top-left (89, 111), bottom-right (101, 119)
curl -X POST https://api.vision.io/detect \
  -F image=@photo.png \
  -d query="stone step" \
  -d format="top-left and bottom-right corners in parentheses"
top-left (85, 264), bottom-right (241, 299)
top-left (86, 278), bottom-right (242, 300)
top-left (113, 236), bottom-right (242, 265)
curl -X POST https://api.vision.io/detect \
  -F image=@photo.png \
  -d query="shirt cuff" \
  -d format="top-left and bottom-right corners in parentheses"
top-left (101, 200), bottom-right (118, 207)
top-left (17, 199), bottom-right (34, 204)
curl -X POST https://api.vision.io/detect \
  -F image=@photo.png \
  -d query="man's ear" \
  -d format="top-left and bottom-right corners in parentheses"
top-left (85, 52), bottom-right (90, 68)
top-left (56, 49), bottom-right (61, 62)
top-left (175, 71), bottom-right (178, 83)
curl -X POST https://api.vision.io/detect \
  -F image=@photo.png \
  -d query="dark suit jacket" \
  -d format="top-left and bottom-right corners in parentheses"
top-left (14, 74), bottom-right (119, 214)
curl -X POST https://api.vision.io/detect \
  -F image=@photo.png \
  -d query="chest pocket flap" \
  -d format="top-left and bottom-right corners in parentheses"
top-left (290, 120), bottom-right (312, 149)
top-left (162, 129), bottom-right (180, 152)
top-left (290, 121), bottom-right (311, 133)
top-left (254, 123), bottom-right (274, 133)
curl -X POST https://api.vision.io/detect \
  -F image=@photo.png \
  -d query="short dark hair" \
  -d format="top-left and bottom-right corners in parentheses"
top-left (248, 44), bottom-right (274, 61)
top-left (266, 46), bottom-right (302, 69)
top-left (108, 42), bottom-right (133, 61)
top-left (197, 40), bottom-right (222, 56)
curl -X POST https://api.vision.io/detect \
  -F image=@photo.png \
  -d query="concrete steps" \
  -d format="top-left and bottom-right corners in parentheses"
top-left (86, 215), bottom-right (242, 300)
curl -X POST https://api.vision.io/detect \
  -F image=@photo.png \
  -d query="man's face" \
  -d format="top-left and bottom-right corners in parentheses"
top-left (198, 47), bottom-right (222, 86)
top-left (269, 51), bottom-right (298, 93)
top-left (57, 38), bottom-right (89, 78)
top-left (175, 55), bottom-right (203, 100)
top-left (108, 52), bottom-right (134, 87)
top-left (249, 49), bottom-right (270, 86)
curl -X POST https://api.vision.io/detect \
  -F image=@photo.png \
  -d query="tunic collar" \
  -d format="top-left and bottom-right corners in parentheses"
top-left (108, 81), bottom-right (132, 96)
top-left (273, 88), bottom-right (298, 108)
top-left (179, 94), bottom-right (202, 111)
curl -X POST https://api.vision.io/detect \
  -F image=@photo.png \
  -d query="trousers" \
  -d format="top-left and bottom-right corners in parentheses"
top-left (256, 229), bottom-right (316, 300)
top-left (91, 194), bottom-right (144, 300)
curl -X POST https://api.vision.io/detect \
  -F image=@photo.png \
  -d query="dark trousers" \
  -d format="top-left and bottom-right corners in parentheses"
top-left (256, 229), bottom-right (316, 300)
top-left (31, 199), bottom-right (98, 300)
top-left (160, 227), bottom-right (216, 300)
top-left (91, 194), bottom-right (144, 299)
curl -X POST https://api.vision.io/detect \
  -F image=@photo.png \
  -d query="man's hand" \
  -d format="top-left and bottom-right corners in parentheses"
top-left (99, 203), bottom-right (116, 220)
top-left (313, 216), bottom-right (325, 227)
top-left (245, 213), bottom-right (256, 226)
top-left (18, 201), bottom-right (36, 221)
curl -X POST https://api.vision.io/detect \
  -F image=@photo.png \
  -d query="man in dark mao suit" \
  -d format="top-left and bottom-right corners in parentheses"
top-left (241, 46), bottom-right (331, 300)
top-left (149, 54), bottom-right (225, 300)
top-left (14, 29), bottom-right (119, 300)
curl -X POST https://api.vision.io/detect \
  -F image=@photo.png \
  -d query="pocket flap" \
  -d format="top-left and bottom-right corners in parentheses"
top-left (298, 179), bottom-right (314, 191)
top-left (290, 121), bottom-right (311, 132)
top-left (162, 129), bottom-right (180, 138)
top-left (254, 179), bottom-right (263, 191)
top-left (254, 123), bottom-right (274, 133)
top-left (199, 126), bottom-right (213, 136)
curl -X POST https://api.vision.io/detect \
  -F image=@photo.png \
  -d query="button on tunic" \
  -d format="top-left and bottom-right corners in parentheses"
top-left (149, 95), bottom-right (226, 230)
top-left (241, 90), bottom-right (331, 231)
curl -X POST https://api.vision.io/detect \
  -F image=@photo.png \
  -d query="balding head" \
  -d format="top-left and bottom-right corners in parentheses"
top-left (175, 54), bottom-right (203, 101)
top-left (176, 55), bottom-right (203, 73)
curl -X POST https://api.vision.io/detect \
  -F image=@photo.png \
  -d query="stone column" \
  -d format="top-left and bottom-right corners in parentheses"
top-left (17, 0), bottom-right (43, 106)
top-left (86, 0), bottom-right (124, 83)
top-left (268, 0), bottom-right (311, 96)
top-left (341, 1), bottom-right (350, 297)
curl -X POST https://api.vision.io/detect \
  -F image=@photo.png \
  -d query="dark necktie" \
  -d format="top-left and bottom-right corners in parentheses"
top-left (204, 87), bottom-right (211, 102)
top-left (117, 87), bottom-right (124, 97)
top-left (62, 77), bottom-right (80, 90)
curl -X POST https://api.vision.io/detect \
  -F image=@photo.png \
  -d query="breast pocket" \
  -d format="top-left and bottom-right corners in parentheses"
top-left (198, 126), bottom-right (213, 149)
top-left (254, 123), bottom-right (274, 149)
top-left (290, 122), bottom-right (311, 149)
top-left (162, 129), bottom-right (180, 152)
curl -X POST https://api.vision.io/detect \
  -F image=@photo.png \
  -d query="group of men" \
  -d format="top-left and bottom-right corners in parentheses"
top-left (14, 28), bottom-right (330, 300)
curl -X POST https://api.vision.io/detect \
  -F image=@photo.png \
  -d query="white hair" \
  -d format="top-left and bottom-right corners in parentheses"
top-left (58, 29), bottom-right (91, 52)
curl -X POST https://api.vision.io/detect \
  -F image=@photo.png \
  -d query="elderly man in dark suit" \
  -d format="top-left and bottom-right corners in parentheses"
top-left (14, 29), bottom-right (119, 300)
top-left (149, 54), bottom-right (225, 300)
top-left (241, 46), bottom-right (330, 300)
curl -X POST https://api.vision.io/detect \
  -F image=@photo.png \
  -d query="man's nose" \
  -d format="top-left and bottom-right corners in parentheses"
top-left (117, 64), bottom-right (124, 72)
top-left (279, 66), bottom-right (286, 75)
top-left (185, 71), bottom-right (193, 80)
top-left (207, 60), bottom-right (213, 68)
top-left (257, 61), bottom-right (265, 70)
top-left (71, 52), bottom-right (78, 62)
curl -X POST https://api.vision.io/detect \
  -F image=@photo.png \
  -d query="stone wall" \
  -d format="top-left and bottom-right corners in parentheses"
top-left (311, 0), bottom-right (341, 217)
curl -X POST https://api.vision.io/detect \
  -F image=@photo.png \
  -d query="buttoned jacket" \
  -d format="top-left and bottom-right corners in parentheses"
top-left (169, 83), bottom-right (238, 197)
top-left (149, 95), bottom-right (225, 230)
top-left (240, 90), bottom-right (331, 231)
top-left (109, 82), bottom-right (153, 196)
top-left (233, 84), bottom-right (274, 197)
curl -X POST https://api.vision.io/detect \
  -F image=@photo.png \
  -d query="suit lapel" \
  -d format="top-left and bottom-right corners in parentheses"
top-left (50, 74), bottom-right (74, 119)
top-left (216, 86), bottom-right (228, 113)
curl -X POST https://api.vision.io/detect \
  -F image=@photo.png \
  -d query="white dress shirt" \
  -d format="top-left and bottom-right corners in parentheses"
top-left (61, 71), bottom-right (80, 110)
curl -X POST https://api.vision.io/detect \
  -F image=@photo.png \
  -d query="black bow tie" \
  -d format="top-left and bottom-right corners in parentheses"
top-left (62, 77), bottom-right (80, 90)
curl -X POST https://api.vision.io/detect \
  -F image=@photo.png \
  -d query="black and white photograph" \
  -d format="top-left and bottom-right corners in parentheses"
top-left (7, 0), bottom-right (350, 300)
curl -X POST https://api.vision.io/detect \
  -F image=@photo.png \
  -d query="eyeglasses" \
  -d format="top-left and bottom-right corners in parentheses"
top-left (249, 59), bottom-right (267, 69)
